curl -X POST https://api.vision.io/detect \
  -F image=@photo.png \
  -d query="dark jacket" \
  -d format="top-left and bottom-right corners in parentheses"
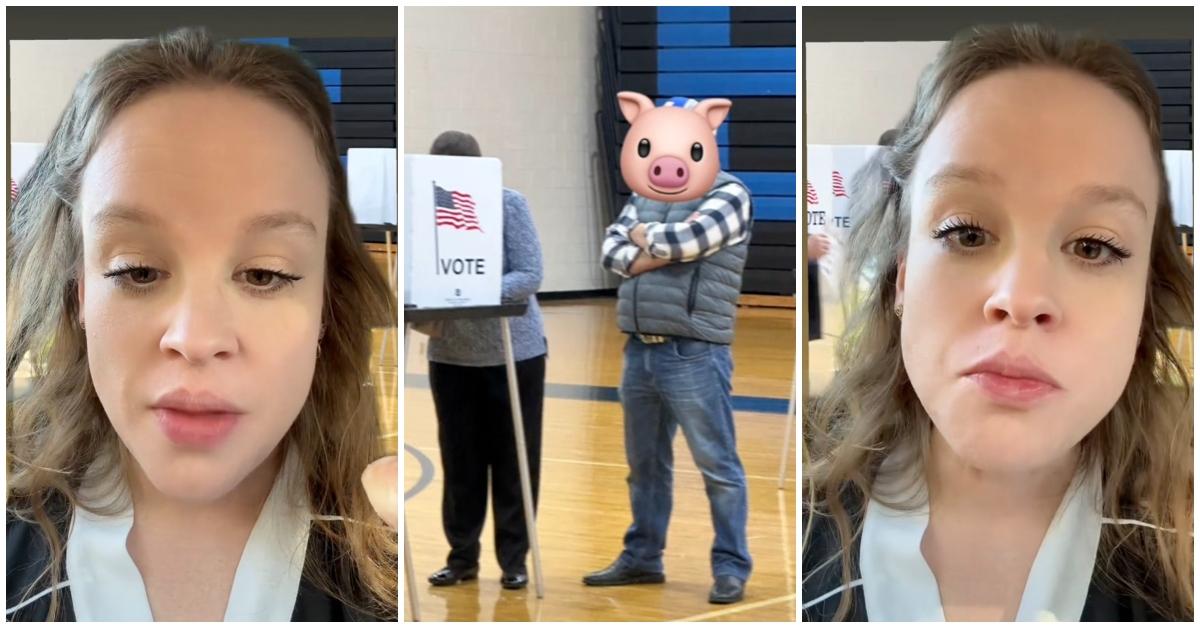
top-left (6, 505), bottom-right (395, 622)
top-left (802, 496), bottom-right (1180, 622)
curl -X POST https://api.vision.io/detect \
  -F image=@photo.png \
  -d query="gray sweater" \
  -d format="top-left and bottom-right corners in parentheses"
top-left (427, 188), bottom-right (547, 367)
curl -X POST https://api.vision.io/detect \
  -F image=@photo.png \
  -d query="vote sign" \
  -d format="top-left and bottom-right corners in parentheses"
top-left (404, 154), bottom-right (503, 308)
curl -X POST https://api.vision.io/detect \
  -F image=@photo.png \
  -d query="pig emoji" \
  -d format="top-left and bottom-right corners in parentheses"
top-left (617, 91), bottom-right (732, 203)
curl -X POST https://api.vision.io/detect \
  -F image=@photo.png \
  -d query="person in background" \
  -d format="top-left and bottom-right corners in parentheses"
top-left (809, 128), bottom-right (896, 342)
top-left (420, 130), bottom-right (547, 591)
top-left (807, 233), bottom-right (831, 340)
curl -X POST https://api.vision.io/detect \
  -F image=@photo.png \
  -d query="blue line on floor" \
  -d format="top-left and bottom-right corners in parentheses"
top-left (404, 374), bottom-right (789, 415)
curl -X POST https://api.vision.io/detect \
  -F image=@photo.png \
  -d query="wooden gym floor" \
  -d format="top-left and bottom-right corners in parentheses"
top-left (402, 298), bottom-right (796, 621)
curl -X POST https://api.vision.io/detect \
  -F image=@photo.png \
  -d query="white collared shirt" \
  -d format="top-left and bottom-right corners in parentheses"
top-left (64, 447), bottom-right (312, 622)
top-left (859, 456), bottom-right (1104, 621)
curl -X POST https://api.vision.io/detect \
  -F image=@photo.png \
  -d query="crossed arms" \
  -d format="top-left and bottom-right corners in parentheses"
top-left (600, 182), bottom-right (752, 278)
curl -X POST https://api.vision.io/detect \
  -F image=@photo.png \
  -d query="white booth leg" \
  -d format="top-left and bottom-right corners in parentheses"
top-left (402, 324), bottom-right (421, 620)
top-left (404, 514), bottom-right (420, 621)
top-left (501, 317), bottom-right (545, 599)
top-left (778, 367), bottom-right (796, 489)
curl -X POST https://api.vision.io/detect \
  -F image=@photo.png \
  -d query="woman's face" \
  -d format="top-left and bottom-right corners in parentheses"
top-left (78, 84), bottom-right (329, 502)
top-left (898, 67), bottom-right (1158, 474)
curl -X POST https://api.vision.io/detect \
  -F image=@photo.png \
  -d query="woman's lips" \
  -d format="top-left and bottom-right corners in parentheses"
top-left (154, 408), bottom-right (240, 447)
top-left (151, 389), bottom-right (245, 447)
top-left (965, 372), bottom-right (1060, 407)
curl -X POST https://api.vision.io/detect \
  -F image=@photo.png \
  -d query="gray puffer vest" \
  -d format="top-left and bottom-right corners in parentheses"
top-left (616, 171), bottom-right (751, 345)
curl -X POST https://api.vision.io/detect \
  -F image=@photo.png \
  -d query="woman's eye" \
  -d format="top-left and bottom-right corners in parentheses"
top-left (102, 264), bottom-right (163, 293)
top-left (1068, 236), bottom-right (1131, 266)
top-left (1073, 240), bottom-right (1105, 261)
top-left (239, 269), bottom-right (302, 293)
top-left (932, 218), bottom-right (990, 251)
top-left (245, 269), bottom-right (277, 287)
top-left (127, 267), bottom-right (159, 284)
top-left (951, 228), bottom-right (987, 248)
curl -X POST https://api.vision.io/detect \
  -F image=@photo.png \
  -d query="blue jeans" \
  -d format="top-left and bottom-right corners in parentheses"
top-left (617, 335), bottom-right (752, 581)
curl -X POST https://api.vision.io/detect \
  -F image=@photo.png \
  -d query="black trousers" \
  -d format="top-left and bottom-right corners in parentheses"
top-left (428, 354), bottom-right (546, 574)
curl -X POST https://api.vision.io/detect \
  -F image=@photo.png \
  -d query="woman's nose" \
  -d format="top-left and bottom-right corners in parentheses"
top-left (982, 248), bottom-right (1063, 330)
top-left (159, 284), bottom-right (239, 363)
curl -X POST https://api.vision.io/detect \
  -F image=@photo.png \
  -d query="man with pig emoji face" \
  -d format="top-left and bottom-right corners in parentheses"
top-left (585, 92), bottom-right (754, 604)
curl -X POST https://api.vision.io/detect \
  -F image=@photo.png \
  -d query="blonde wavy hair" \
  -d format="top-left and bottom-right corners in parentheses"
top-left (804, 23), bottom-right (1193, 621)
top-left (7, 28), bottom-right (397, 620)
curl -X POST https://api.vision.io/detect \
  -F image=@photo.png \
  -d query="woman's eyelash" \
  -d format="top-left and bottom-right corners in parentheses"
top-left (101, 262), bottom-right (151, 279)
top-left (930, 217), bottom-right (1133, 266)
top-left (102, 263), bottom-right (161, 295)
top-left (101, 265), bottom-right (303, 295)
top-left (241, 269), bottom-right (304, 293)
top-left (930, 216), bottom-right (985, 240)
top-left (1076, 234), bottom-right (1133, 261)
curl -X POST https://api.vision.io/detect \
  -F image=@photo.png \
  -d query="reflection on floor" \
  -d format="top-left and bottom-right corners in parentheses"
top-left (403, 298), bottom-right (796, 621)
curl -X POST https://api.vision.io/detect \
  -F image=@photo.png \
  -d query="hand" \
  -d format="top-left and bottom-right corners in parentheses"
top-left (808, 233), bottom-right (832, 261)
top-left (628, 251), bottom-right (674, 276)
top-left (630, 223), bottom-right (650, 250)
top-left (361, 455), bottom-right (397, 529)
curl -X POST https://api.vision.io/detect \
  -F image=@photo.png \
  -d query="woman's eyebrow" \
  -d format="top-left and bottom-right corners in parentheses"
top-left (92, 203), bottom-right (162, 233)
top-left (1070, 184), bottom-right (1147, 219)
top-left (924, 164), bottom-right (1004, 195)
top-left (925, 165), bottom-right (1148, 219)
top-left (92, 205), bottom-right (318, 237)
top-left (245, 211), bottom-right (318, 237)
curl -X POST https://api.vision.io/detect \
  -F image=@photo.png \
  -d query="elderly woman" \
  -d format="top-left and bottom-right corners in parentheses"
top-left (420, 131), bottom-right (547, 591)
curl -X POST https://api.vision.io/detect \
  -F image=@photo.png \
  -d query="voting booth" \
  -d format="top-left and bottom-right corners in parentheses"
top-left (347, 148), bottom-right (399, 227)
top-left (402, 154), bottom-right (546, 619)
top-left (403, 155), bottom-right (504, 308)
top-left (9, 142), bottom-right (43, 199)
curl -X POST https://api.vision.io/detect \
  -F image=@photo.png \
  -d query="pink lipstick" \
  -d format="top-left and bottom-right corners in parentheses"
top-left (151, 389), bottom-right (245, 448)
top-left (961, 352), bottom-right (1062, 408)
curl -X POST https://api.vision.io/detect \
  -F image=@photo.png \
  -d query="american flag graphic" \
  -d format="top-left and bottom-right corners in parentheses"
top-left (832, 170), bottom-right (848, 198)
top-left (434, 184), bottom-right (482, 232)
top-left (806, 180), bottom-right (819, 205)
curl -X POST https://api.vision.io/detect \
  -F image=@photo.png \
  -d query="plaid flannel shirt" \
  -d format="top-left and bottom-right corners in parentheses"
top-left (601, 182), bottom-right (752, 278)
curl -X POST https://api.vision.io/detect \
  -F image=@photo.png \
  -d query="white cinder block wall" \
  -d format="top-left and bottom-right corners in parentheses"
top-left (804, 41), bottom-right (947, 145)
top-left (10, 40), bottom-right (138, 143)
top-left (404, 7), bottom-right (612, 292)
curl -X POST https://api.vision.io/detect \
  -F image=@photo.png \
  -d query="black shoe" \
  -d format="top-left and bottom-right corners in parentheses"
top-left (708, 575), bottom-right (745, 604)
top-left (428, 565), bottom-right (479, 586)
top-left (582, 560), bottom-right (665, 586)
top-left (500, 571), bottom-right (528, 590)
